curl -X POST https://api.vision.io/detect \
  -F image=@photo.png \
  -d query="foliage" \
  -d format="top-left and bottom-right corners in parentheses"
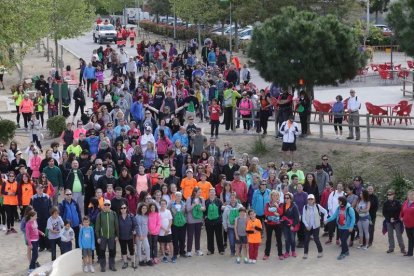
top-left (170, 0), bottom-right (223, 24)
top-left (148, 0), bottom-right (171, 20)
top-left (353, 20), bottom-right (391, 46)
top-left (387, 0), bottom-right (414, 57)
top-left (46, 115), bottom-right (66, 138)
top-left (382, 168), bottom-right (414, 204)
top-left (247, 6), bottom-right (366, 91)
top-left (87, 0), bottom-right (139, 15)
top-left (250, 135), bottom-right (267, 155)
top-left (369, 0), bottom-right (391, 23)
top-left (0, 119), bottom-right (17, 144)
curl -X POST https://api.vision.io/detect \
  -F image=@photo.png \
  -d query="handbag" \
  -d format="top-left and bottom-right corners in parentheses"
top-left (104, 93), bottom-right (112, 103)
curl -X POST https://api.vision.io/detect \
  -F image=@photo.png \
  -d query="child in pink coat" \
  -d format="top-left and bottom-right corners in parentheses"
top-left (148, 202), bottom-right (161, 264)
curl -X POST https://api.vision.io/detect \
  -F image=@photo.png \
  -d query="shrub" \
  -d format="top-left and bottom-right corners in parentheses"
top-left (382, 168), bottom-right (414, 204)
top-left (46, 115), bottom-right (66, 138)
top-left (0, 119), bottom-right (17, 144)
top-left (251, 135), bottom-right (267, 155)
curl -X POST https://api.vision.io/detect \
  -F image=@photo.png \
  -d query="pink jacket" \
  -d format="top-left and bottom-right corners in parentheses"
top-left (25, 219), bottom-right (40, 242)
top-left (156, 137), bottom-right (172, 155)
top-left (73, 128), bottom-right (87, 140)
top-left (148, 212), bottom-right (161, 235)
top-left (239, 99), bottom-right (253, 115)
top-left (30, 155), bottom-right (42, 178)
top-left (20, 99), bottom-right (34, 114)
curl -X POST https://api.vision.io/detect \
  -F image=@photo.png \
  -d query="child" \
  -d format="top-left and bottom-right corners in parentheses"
top-left (28, 113), bottom-right (43, 151)
top-left (20, 206), bottom-right (34, 263)
top-left (60, 219), bottom-right (75, 254)
top-left (135, 203), bottom-right (153, 266)
top-left (129, 27), bottom-right (136, 48)
top-left (245, 209), bottom-right (262, 264)
top-left (104, 184), bottom-right (115, 201)
top-left (148, 202), bottom-right (161, 264)
top-left (234, 207), bottom-right (248, 264)
top-left (25, 210), bottom-right (45, 274)
top-left (47, 206), bottom-right (64, 261)
top-left (320, 182), bottom-right (333, 236)
top-left (208, 98), bottom-right (221, 138)
top-left (79, 216), bottom-right (95, 273)
top-left (158, 199), bottom-right (173, 263)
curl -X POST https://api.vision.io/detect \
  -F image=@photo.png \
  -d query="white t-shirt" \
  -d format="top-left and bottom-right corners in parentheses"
top-left (159, 209), bottom-right (172, 236)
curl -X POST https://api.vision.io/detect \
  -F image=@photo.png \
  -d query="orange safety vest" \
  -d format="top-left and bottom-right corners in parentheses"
top-left (3, 181), bottom-right (18, 205)
top-left (20, 183), bottom-right (35, 206)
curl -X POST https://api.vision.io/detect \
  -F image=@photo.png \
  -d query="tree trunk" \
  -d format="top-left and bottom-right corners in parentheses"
top-left (197, 23), bottom-right (201, 53)
top-left (306, 84), bottom-right (314, 135)
top-left (221, 21), bottom-right (224, 36)
top-left (375, 11), bottom-right (378, 24)
top-left (55, 38), bottom-right (62, 116)
top-left (235, 21), bottom-right (239, 51)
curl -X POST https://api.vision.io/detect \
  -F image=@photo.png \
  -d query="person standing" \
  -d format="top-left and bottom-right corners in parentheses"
top-left (400, 190), bottom-right (414, 257)
top-left (83, 63), bottom-right (96, 96)
top-left (20, 94), bottom-right (34, 130)
top-left (1, 172), bottom-right (19, 234)
top-left (43, 157), bottom-right (63, 206)
top-left (258, 89), bottom-right (272, 136)
top-left (279, 193), bottom-right (300, 258)
top-left (185, 187), bottom-right (205, 257)
top-left (356, 190), bottom-right (371, 250)
top-left (223, 83), bottom-right (241, 132)
top-left (279, 116), bottom-right (299, 162)
top-left (73, 84), bottom-right (86, 118)
top-left (95, 199), bottom-right (119, 272)
top-left (382, 189), bottom-right (406, 254)
top-left (65, 160), bottom-right (85, 216)
top-left (326, 183), bottom-right (345, 245)
top-left (293, 184), bottom-right (308, 248)
top-left (118, 203), bottom-right (136, 269)
top-left (332, 95), bottom-right (344, 139)
top-left (25, 210), bottom-right (45, 274)
top-left (46, 207), bottom-right (64, 261)
top-left (367, 185), bottom-right (378, 247)
top-left (169, 192), bottom-right (187, 262)
top-left (346, 89), bottom-right (361, 140)
top-left (263, 190), bottom-right (283, 260)
top-left (245, 209), bottom-right (262, 264)
top-left (30, 184), bottom-right (52, 251)
top-left (204, 188), bottom-right (224, 255)
top-left (297, 90), bottom-right (311, 137)
top-left (59, 189), bottom-right (82, 249)
top-left (252, 180), bottom-right (271, 222)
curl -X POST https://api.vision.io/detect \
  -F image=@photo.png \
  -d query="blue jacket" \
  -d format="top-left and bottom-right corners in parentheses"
top-left (326, 203), bottom-right (356, 230)
top-left (83, 66), bottom-right (96, 80)
top-left (252, 188), bottom-right (271, 216)
top-left (79, 226), bottom-right (95, 250)
top-left (86, 136), bottom-right (100, 155)
top-left (130, 101), bottom-right (144, 121)
top-left (208, 52), bottom-right (216, 63)
top-left (154, 126), bottom-right (172, 141)
top-left (59, 199), bottom-right (82, 227)
top-left (171, 132), bottom-right (189, 148)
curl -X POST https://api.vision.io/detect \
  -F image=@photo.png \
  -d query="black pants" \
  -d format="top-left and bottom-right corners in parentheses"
top-left (0, 204), bottom-right (6, 225)
top-left (406, 227), bottom-right (414, 255)
top-left (205, 223), bottom-right (224, 253)
top-left (86, 79), bottom-right (96, 94)
top-left (23, 112), bottom-right (31, 129)
top-left (264, 223), bottom-right (283, 256)
top-left (304, 227), bottom-right (323, 254)
top-left (73, 102), bottom-right (85, 117)
top-left (328, 220), bottom-right (339, 241)
top-left (260, 110), bottom-right (270, 134)
top-left (32, 134), bottom-right (42, 149)
top-left (172, 225), bottom-right (186, 257)
top-left (187, 222), bottom-right (202, 252)
top-left (98, 237), bottom-right (116, 268)
top-left (49, 238), bottom-right (61, 261)
top-left (36, 111), bottom-right (44, 127)
top-left (334, 117), bottom-right (343, 131)
top-left (299, 112), bottom-right (308, 135)
top-left (242, 114), bottom-right (251, 130)
top-left (339, 229), bottom-right (350, 255)
top-left (4, 205), bottom-right (17, 229)
top-left (368, 217), bottom-right (376, 245)
top-left (16, 106), bottom-right (20, 125)
top-left (73, 226), bottom-right (80, 249)
top-left (297, 222), bottom-right (306, 244)
top-left (210, 120), bottom-right (219, 137)
top-left (119, 239), bottom-right (134, 256)
top-left (224, 107), bottom-right (234, 131)
top-left (148, 234), bottom-right (158, 259)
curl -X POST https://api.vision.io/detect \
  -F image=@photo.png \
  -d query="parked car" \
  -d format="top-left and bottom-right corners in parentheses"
top-left (93, 23), bottom-right (117, 44)
top-left (374, 24), bottom-right (393, 36)
top-left (239, 27), bottom-right (253, 40)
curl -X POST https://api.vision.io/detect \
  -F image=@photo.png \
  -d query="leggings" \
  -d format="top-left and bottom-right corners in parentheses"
top-left (22, 112), bottom-right (31, 129)
top-left (260, 110), bottom-right (270, 133)
top-left (16, 106), bottom-right (20, 125)
top-left (210, 120), bottom-right (219, 137)
top-left (32, 134), bottom-right (42, 150)
top-left (334, 117), bottom-right (343, 131)
top-left (148, 234), bottom-right (158, 259)
top-left (119, 239), bottom-right (134, 256)
top-left (0, 204), bottom-right (6, 225)
top-left (4, 205), bottom-right (17, 229)
top-left (357, 218), bottom-right (370, 245)
top-left (36, 112), bottom-right (44, 127)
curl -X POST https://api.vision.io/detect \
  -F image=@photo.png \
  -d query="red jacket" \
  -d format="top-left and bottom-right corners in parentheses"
top-left (400, 200), bottom-right (414, 228)
top-left (231, 180), bottom-right (247, 203)
top-left (320, 187), bottom-right (332, 209)
top-left (264, 201), bottom-right (281, 225)
top-left (126, 193), bottom-right (139, 216)
top-left (209, 104), bottom-right (221, 121)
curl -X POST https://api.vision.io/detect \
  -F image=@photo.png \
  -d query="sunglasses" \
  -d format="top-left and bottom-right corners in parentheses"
top-left (322, 159), bottom-right (328, 161)
top-left (158, 177), bottom-right (164, 180)
top-left (66, 194), bottom-right (72, 196)
top-left (308, 198), bottom-right (314, 200)
top-left (104, 203), bottom-right (111, 206)
top-left (120, 207), bottom-right (127, 209)
top-left (284, 197), bottom-right (290, 199)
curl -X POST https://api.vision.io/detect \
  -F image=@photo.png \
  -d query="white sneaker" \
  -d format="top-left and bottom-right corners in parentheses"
top-left (248, 259), bottom-right (253, 264)
top-left (83, 265), bottom-right (89, 273)
top-left (252, 260), bottom-right (256, 264)
top-left (186, 252), bottom-right (192, 257)
top-left (1, 225), bottom-right (5, 231)
top-left (89, 265), bottom-right (95, 273)
top-left (362, 245), bottom-right (368, 250)
top-left (196, 250), bottom-right (204, 256)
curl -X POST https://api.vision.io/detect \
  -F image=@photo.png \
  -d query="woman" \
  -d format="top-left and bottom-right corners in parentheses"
top-left (400, 190), bottom-right (414, 256)
top-left (143, 142), bottom-right (156, 171)
top-left (78, 58), bottom-right (86, 85)
top-left (205, 164), bottom-right (217, 187)
top-left (325, 196), bottom-right (355, 260)
top-left (134, 165), bottom-right (150, 196)
top-left (19, 94), bottom-right (34, 129)
top-left (268, 172), bottom-right (279, 191)
top-left (29, 149), bottom-right (42, 181)
top-left (383, 189), bottom-right (406, 254)
top-left (116, 167), bottom-right (132, 192)
top-left (118, 203), bottom-right (137, 269)
top-left (130, 146), bottom-right (143, 177)
top-left (258, 89), bottom-right (272, 136)
top-left (46, 88), bottom-right (58, 118)
top-left (34, 92), bottom-right (46, 127)
top-left (356, 190), bottom-right (371, 250)
top-left (297, 90), bottom-right (311, 137)
top-left (38, 173), bottom-right (55, 199)
top-left (60, 123), bottom-right (74, 151)
top-left (114, 142), bottom-right (127, 175)
top-left (331, 95), bottom-right (344, 139)
top-left (13, 84), bottom-right (25, 128)
top-left (185, 187), bottom-right (205, 256)
top-left (239, 92), bottom-right (253, 133)
top-left (279, 192), bottom-right (300, 258)
top-left (263, 190), bottom-right (284, 260)
top-left (156, 129), bottom-right (172, 160)
top-left (303, 173), bottom-right (319, 202)
top-left (169, 191), bottom-right (186, 261)
top-left (18, 173), bottom-right (35, 216)
top-left (1, 172), bottom-right (19, 234)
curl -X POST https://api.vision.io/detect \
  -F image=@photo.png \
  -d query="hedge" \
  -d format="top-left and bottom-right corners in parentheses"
top-left (0, 119), bottom-right (17, 144)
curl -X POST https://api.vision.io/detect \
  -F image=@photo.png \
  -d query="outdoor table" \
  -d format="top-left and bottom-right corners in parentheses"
top-left (378, 104), bottom-right (397, 125)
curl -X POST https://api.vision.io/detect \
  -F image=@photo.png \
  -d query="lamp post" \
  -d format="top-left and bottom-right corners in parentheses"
top-left (364, 0), bottom-right (370, 47)
top-left (220, 0), bottom-right (232, 58)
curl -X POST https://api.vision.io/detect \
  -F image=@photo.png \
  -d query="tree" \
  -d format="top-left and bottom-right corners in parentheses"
top-left (87, 0), bottom-right (138, 15)
top-left (370, 0), bottom-right (391, 24)
top-left (0, 0), bottom-right (51, 80)
top-left (387, 0), bottom-right (414, 57)
top-left (248, 7), bottom-right (366, 96)
top-left (148, 0), bottom-right (171, 23)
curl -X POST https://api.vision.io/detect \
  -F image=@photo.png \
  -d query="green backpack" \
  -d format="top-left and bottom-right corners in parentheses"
top-left (229, 208), bottom-right (240, 225)
top-left (173, 211), bottom-right (186, 227)
top-left (207, 203), bottom-right (219, 220)
top-left (192, 204), bottom-right (203, 220)
top-left (187, 101), bottom-right (195, 112)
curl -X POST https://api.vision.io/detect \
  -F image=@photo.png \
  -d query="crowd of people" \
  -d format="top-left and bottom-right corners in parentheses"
top-left (2, 35), bottom-right (414, 275)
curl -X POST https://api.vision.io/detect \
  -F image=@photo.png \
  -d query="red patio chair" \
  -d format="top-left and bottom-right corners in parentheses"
top-left (394, 64), bottom-right (402, 71)
top-left (313, 100), bottom-right (332, 122)
top-left (394, 104), bottom-right (413, 125)
top-left (370, 63), bottom-right (379, 72)
top-left (366, 102), bottom-right (387, 125)
top-left (408, 60), bottom-right (414, 69)
top-left (392, 100), bottom-right (409, 116)
top-left (397, 69), bottom-right (410, 79)
top-left (378, 69), bottom-right (393, 84)
top-left (379, 64), bottom-right (388, 70)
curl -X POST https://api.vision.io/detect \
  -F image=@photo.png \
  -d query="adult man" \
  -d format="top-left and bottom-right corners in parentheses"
top-left (347, 89), bottom-right (361, 140)
top-left (151, 175), bottom-right (166, 195)
top-left (226, 65), bottom-right (238, 85)
top-left (65, 160), bottom-right (85, 216)
top-left (42, 157), bottom-right (63, 205)
top-left (114, 118), bottom-right (130, 137)
top-left (165, 167), bottom-right (180, 189)
top-left (90, 159), bottom-right (106, 189)
top-left (204, 188), bottom-right (224, 255)
top-left (97, 166), bottom-right (116, 193)
top-left (111, 187), bottom-right (128, 214)
top-left (204, 137), bottom-right (221, 160)
top-left (82, 63), bottom-right (96, 96)
top-left (30, 184), bottom-right (52, 251)
top-left (277, 89), bottom-right (293, 137)
top-left (315, 165), bottom-right (329, 197)
top-left (223, 156), bottom-right (240, 181)
top-left (95, 199), bottom-right (119, 272)
top-left (223, 82), bottom-right (241, 132)
top-left (191, 127), bottom-right (207, 163)
top-left (367, 185), bottom-right (379, 247)
top-left (66, 139), bottom-right (83, 158)
top-left (321, 155), bottom-right (333, 179)
top-left (172, 126), bottom-right (189, 149)
top-left (73, 84), bottom-right (86, 117)
top-left (240, 64), bottom-right (251, 85)
top-left (231, 171), bottom-right (247, 205)
top-left (382, 189), bottom-right (406, 254)
top-left (326, 183), bottom-right (345, 245)
top-left (59, 189), bottom-right (82, 248)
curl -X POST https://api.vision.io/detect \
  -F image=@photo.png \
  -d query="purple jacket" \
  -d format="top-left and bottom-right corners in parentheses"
top-left (294, 191), bottom-right (308, 215)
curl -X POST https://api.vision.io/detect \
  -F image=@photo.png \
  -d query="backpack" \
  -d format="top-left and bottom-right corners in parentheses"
top-left (305, 204), bottom-right (324, 222)
top-left (192, 204), bottom-right (203, 220)
top-left (224, 92), bottom-right (233, 107)
top-left (207, 202), bottom-right (219, 220)
top-left (173, 211), bottom-right (186, 227)
top-left (187, 101), bottom-right (195, 112)
top-left (247, 70), bottom-right (251, 80)
top-left (229, 208), bottom-right (239, 225)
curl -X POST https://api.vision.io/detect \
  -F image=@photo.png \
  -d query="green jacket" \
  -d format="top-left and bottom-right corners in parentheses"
top-left (223, 89), bottom-right (241, 108)
top-left (42, 166), bottom-right (63, 188)
top-left (95, 210), bottom-right (119, 239)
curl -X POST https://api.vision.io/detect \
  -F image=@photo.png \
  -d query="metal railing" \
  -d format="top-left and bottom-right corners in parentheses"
top-left (401, 70), bottom-right (414, 98)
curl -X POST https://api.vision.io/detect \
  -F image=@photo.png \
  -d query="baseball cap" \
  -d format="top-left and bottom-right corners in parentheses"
top-left (186, 168), bottom-right (193, 173)
top-left (104, 199), bottom-right (111, 205)
top-left (15, 151), bottom-right (22, 156)
top-left (307, 194), bottom-right (315, 200)
top-left (145, 126), bottom-right (152, 131)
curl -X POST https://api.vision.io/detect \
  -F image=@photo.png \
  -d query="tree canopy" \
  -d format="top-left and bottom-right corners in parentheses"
top-left (387, 0), bottom-right (414, 57)
top-left (248, 7), bottom-right (366, 91)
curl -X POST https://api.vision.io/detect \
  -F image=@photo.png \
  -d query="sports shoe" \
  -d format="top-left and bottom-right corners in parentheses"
top-left (325, 239), bottom-right (332, 244)
top-left (153, 258), bottom-right (160, 264)
top-left (5, 230), bottom-right (11, 235)
top-left (262, 255), bottom-right (269, 260)
top-left (252, 260), bottom-right (256, 264)
top-left (317, 252), bottom-right (323, 258)
top-left (283, 252), bottom-right (290, 258)
top-left (207, 251), bottom-right (213, 255)
top-left (162, 256), bottom-right (168, 263)
top-left (1, 225), bottom-right (6, 231)
top-left (291, 251), bottom-right (297, 257)
top-left (171, 256), bottom-right (177, 263)
top-left (362, 245), bottom-right (368, 250)
top-left (196, 250), bottom-right (203, 256)
top-left (357, 244), bottom-right (363, 249)
top-left (337, 254), bottom-right (346, 260)
top-left (243, 257), bottom-right (248, 264)
top-left (386, 249), bottom-right (394, 253)
top-left (83, 265), bottom-right (89, 273)
top-left (146, 260), bottom-right (153, 266)
top-left (89, 265), bottom-right (95, 273)
top-left (344, 251), bottom-right (350, 256)
top-left (139, 261), bottom-right (146, 266)
top-left (122, 262), bottom-right (128, 269)
top-left (278, 256), bottom-right (284, 260)
top-left (236, 257), bottom-right (240, 264)
top-left (248, 259), bottom-right (253, 264)
top-left (186, 252), bottom-right (192, 257)
top-left (302, 254), bottom-right (308, 259)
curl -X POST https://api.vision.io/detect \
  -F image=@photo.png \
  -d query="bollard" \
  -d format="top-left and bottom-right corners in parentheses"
top-left (366, 114), bottom-right (371, 143)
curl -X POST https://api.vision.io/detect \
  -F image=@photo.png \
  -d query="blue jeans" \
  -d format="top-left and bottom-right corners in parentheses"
top-left (30, 241), bottom-right (39, 269)
top-left (227, 228), bottom-right (236, 255)
top-left (339, 229), bottom-right (350, 255)
top-left (283, 225), bottom-right (296, 253)
top-left (61, 241), bottom-right (72, 254)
